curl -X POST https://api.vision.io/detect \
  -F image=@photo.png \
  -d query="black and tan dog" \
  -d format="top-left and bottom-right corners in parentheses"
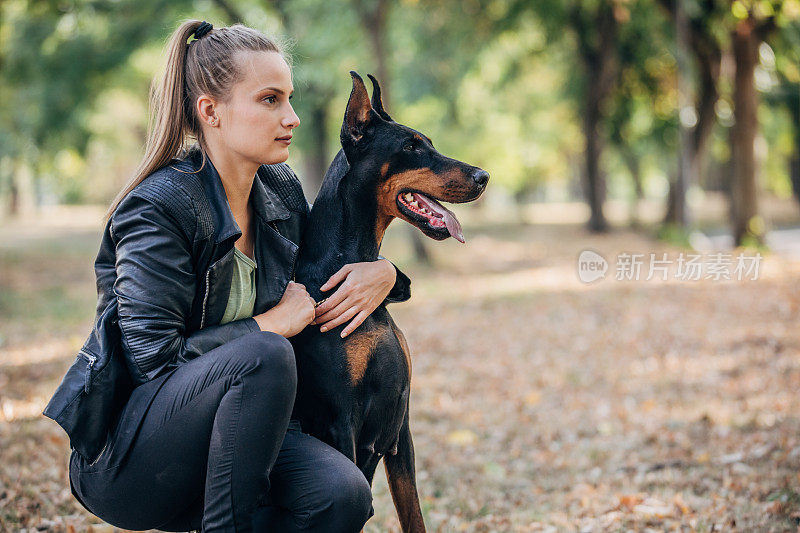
top-left (291, 72), bottom-right (489, 532)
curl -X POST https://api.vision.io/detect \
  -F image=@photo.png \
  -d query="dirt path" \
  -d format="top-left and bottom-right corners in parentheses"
top-left (2, 208), bottom-right (800, 532)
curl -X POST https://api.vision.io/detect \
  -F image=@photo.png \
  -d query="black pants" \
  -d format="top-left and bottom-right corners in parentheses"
top-left (69, 331), bottom-right (373, 532)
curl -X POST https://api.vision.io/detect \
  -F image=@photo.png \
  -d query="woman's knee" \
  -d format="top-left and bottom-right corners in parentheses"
top-left (314, 463), bottom-right (373, 531)
top-left (244, 331), bottom-right (297, 390)
top-left (338, 467), bottom-right (373, 528)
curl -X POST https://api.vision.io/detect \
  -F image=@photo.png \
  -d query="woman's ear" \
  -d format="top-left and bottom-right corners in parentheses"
top-left (196, 95), bottom-right (220, 127)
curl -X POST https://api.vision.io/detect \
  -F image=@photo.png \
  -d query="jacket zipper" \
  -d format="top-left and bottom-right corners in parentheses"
top-left (200, 268), bottom-right (212, 329)
top-left (200, 248), bottom-right (235, 329)
top-left (80, 350), bottom-right (97, 394)
top-left (77, 349), bottom-right (107, 465)
top-left (87, 442), bottom-right (108, 467)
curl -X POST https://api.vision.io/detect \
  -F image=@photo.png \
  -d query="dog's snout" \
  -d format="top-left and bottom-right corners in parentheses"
top-left (471, 169), bottom-right (489, 187)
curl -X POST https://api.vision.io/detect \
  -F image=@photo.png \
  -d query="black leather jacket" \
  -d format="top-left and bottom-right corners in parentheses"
top-left (44, 147), bottom-right (410, 460)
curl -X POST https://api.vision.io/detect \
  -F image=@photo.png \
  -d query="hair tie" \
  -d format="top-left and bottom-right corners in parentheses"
top-left (193, 21), bottom-right (213, 41)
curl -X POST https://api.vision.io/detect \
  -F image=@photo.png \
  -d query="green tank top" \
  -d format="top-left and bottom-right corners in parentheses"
top-left (219, 247), bottom-right (257, 325)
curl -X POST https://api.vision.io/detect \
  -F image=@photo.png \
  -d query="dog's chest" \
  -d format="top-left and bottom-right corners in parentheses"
top-left (342, 315), bottom-right (410, 386)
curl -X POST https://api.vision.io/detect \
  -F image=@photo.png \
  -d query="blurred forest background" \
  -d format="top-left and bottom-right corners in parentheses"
top-left (4, 0), bottom-right (800, 531)
top-left (1, 0), bottom-right (799, 245)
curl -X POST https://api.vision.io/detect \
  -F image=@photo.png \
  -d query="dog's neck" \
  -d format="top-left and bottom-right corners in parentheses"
top-left (297, 150), bottom-right (387, 300)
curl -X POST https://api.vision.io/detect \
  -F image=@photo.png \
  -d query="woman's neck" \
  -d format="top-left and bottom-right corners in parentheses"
top-left (203, 140), bottom-right (260, 219)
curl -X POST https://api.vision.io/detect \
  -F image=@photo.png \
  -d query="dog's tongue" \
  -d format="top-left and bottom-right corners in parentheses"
top-left (414, 193), bottom-right (465, 243)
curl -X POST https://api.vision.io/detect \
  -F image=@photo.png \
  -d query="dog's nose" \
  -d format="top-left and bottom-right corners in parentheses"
top-left (471, 169), bottom-right (489, 187)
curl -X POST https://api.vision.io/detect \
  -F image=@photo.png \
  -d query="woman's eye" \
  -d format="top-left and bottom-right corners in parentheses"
top-left (263, 96), bottom-right (277, 104)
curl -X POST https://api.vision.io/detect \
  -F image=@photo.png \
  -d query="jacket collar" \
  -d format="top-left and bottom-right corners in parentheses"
top-left (179, 147), bottom-right (291, 244)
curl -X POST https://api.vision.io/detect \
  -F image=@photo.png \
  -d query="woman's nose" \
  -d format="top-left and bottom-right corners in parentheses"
top-left (283, 104), bottom-right (300, 129)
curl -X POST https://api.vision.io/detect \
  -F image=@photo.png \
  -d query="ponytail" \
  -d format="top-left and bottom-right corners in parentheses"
top-left (104, 21), bottom-right (200, 225)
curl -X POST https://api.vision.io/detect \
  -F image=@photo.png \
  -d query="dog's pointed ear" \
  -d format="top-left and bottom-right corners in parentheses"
top-left (342, 71), bottom-right (374, 145)
top-left (367, 74), bottom-right (392, 122)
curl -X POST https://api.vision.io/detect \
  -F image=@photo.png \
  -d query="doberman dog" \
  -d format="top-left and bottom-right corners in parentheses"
top-left (290, 72), bottom-right (489, 532)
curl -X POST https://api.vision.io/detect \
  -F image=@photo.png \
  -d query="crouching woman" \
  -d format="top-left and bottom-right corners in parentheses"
top-left (44, 20), bottom-right (411, 532)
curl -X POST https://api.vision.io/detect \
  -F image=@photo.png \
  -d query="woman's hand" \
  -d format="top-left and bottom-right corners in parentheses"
top-left (314, 259), bottom-right (397, 338)
top-left (254, 281), bottom-right (316, 337)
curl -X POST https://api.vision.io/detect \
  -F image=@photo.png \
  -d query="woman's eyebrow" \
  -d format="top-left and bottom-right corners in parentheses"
top-left (258, 87), bottom-right (294, 95)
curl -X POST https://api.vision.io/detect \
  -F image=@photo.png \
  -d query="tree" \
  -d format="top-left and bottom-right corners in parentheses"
top-left (0, 0), bottom-right (173, 215)
top-left (657, 0), bottom-right (726, 228)
top-left (606, 0), bottom-right (676, 227)
top-left (568, 0), bottom-right (622, 232)
top-left (728, 0), bottom-right (786, 246)
top-left (766, 20), bottom-right (800, 206)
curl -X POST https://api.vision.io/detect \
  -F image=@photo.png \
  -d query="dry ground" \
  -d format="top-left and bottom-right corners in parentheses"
top-left (2, 203), bottom-right (800, 532)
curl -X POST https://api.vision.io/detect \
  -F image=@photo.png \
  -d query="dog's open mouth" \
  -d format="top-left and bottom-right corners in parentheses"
top-left (397, 191), bottom-right (464, 243)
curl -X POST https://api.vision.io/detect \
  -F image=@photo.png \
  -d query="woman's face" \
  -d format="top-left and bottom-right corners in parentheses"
top-left (214, 50), bottom-right (300, 166)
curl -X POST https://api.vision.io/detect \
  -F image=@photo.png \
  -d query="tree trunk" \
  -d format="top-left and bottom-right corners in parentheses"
top-left (622, 150), bottom-right (643, 227)
top-left (789, 106), bottom-right (800, 208)
top-left (664, 174), bottom-right (678, 225)
top-left (9, 158), bottom-right (36, 219)
top-left (791, 154), bottom-right (800, 208)
top-left (265, 0), bottom-right (337, 203)
top-left (692, 45), bottom-right (721, 188)
top-left (730, 19), bottom-right (761, 246)
top-left (656, 0), bottom-right (722, 227)
top-left (8, 171), bottom-right (18, 217)
top-left (671, 0), bottom-right (692, 229)
top-left (582, 106), bottom-right (608, 232)
top-left (304, 103), bottom-right (329, 197)
top-left (361, 2), bottom-right (391, 106)
top-left (572, 1), bottom-right (617, 233)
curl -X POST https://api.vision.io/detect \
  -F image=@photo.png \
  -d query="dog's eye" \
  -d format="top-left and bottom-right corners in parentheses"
top-left (403, 141), bottom-right (417, 152)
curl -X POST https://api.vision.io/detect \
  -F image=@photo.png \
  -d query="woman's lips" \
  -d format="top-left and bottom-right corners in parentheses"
top-left (276, 136), bottom-right (292, 146)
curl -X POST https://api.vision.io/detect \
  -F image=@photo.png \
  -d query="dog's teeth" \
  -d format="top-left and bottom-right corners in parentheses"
top-left (410, 200), bottom-right (419, 207)
top-left (404, 193), bottom-right (413, 202)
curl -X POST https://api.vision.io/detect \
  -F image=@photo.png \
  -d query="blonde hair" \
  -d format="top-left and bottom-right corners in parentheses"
top-left (104, 20), bottom-right (283, 224)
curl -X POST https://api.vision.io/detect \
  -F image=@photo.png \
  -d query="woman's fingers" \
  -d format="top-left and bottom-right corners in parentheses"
top-left (315, 279), bottom-right (354, 319)
top-left (313, 261), bottom-right (389, 334)
top-left (340, 310), bottom-right (369, 338)
top-left (317, 295), bottom-right (360, 328)
top-left (306, 295), bottom-right (317, 324)
top-left (319, 264), bottom-right (353, 292)
top-left (319, 305), bottom-right (360, 333)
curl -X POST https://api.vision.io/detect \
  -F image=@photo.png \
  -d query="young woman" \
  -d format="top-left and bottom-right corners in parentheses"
top-left (65, 20), bottom-right (411, 532)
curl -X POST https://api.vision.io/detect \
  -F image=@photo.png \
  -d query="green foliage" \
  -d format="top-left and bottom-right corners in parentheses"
top-left (0, 0), bottom-right (798, 222)
top-left (2, 0), bottom-right (167, 154)
top-left (264, 0), bottom-right (370, 172)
